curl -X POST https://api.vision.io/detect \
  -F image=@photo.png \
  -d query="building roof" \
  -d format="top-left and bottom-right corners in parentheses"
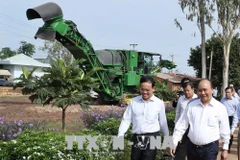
top-left (167, 73), bottom-right (201, 81)
top-left (156, 73), bottom-right (182, 83)
top-left (0, 69), bottom-right (11, 76)
top-left (0, 54), bottom-right (50, 67)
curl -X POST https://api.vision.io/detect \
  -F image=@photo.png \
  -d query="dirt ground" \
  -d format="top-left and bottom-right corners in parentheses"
top-left (0, 95), bottom-right (112, 132)
top-left (0, 96), bottom-right (81, 122)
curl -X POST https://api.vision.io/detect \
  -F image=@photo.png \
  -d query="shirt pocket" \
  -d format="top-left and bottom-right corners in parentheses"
top-left (208, 116), bottom-right (218, 127)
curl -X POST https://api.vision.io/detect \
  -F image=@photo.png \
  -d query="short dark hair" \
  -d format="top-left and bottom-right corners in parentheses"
top-left (182, 82), bottom-right (194, 89)
top-left (181, 77), bottom-right (191, 87)
top-left (225, 86), bottom-right (233, 92)
top-left (140, 76), bottom-right (155, 87)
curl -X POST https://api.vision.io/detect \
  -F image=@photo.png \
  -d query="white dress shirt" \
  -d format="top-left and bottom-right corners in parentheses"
top-left (118, 95), bottom-right (169, 137)
top-left (174, 94), bottom-right (198, 123)
top-left (173, 98), bottom-right (230, 150)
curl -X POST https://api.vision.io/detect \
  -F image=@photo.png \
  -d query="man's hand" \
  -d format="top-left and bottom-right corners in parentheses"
top-left (218, 139), bottom-right (222, 147)
top-left (170, 148), bottom-right (176, 157)
top-left (221, 150), bottom-right (228, 160)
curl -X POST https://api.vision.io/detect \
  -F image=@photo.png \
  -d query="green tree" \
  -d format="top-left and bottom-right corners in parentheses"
top-left (175, 0), bottom-right (215, 78)
top-left (17, 41), bottom-right (35, 57)
top-left (0, 47), bottom-right (16, 59)
top-left (14, 58), bottom-right (99, 131)
top-left (13, 66), bottom-right (39, 94)
top-left (188, 35), bottom-right (240, 91)
top-left (39, 40), bottom-right (73, 65)
top-left (214, 0), bottom-right (240, 95)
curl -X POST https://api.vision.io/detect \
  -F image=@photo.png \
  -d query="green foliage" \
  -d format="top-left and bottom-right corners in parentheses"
top-left (17, 41), bottom-right (35, 57)
top-left (0, 131), bottom-right (117, 160)
top-left (14, 58), bottom-right (100, 131)
top-left (166, 110), bottom-right (176, 135)
top-left (39, 40), bottom-right (73, 65)
top-left (154, 81), bottom-right (177, 101)
top-left (13, 66), bottom-right (39, 94)
top-left (188, 35), bottom-right (240, 87)
top-left (81, 107), bottom-right (124, 128)
top-left (91, 119), bottom-right (132, 140)
top-left (0, 47), bottom-right (16, 59)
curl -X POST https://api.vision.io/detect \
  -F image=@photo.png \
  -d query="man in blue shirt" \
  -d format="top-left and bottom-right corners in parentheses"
top-left (221, 86), bottom-right (238, 152)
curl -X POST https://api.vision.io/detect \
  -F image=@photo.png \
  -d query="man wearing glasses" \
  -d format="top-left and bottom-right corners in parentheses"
top-left (118, 76), bottom-right (169, 160)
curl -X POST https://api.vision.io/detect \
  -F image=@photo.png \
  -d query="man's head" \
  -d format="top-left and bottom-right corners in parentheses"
top-left (181, 77), bottom-right (191, 87)
top-left (197, 79), bottom-right (213, 105)
top-left (225, 87), bottom-right (233, 99)
top-left (182, 82), bottom-right (195, 99)
top-left (140, 76), bottom-right (155, 101)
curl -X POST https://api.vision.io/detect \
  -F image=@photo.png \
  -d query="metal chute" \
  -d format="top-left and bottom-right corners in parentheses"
top-left (26, 2), bottom-right (63, 41)
top-left (26, 2), bottom-right (63, 22)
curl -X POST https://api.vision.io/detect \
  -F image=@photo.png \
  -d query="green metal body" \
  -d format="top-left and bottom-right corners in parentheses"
top-left (26, 2), bottom-right (176, 102)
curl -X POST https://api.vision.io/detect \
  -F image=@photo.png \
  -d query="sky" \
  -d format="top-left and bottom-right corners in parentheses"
top-left (0, 0), bottom-right (211, 76)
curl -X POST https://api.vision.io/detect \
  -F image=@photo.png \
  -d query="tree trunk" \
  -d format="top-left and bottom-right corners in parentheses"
top-left (199, 0), bottom-right (206, 78)
top-left (62, 107), bottom-right (68, 132)
top-left (222, 42), bottom-right (231, 96)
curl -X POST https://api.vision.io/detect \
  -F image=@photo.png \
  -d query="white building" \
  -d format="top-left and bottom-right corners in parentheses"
top-left (0, 54), bottom-right (50, 81)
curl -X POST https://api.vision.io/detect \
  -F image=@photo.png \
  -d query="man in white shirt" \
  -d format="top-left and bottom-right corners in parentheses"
top-left (174, 82), bottom-right (198, 160)
top-left (171, 79), bottom-right (230, 160)
top-left (118, 76), bottom-right (169, 160)
top-left (220, 86), bottom-right (239, 152)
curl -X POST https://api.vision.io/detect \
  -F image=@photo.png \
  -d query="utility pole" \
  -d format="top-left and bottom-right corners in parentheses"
top-left (170, 54), bottom-right (174, 73)
top-left (130, 44), bottom-right (138, 51)
top-left (208, 50), bottom-right (213, 80)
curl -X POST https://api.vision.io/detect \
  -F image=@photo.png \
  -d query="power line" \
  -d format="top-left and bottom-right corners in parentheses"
top-left (0, 29), bottom-right (34, 40)
top-left (0, 12), bottom-right (37, 29)
top-left (0, 21), bottom-right (34, 34)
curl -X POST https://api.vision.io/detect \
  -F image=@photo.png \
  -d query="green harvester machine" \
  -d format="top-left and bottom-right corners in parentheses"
top-left (26, 2), bottom-right (176, 102)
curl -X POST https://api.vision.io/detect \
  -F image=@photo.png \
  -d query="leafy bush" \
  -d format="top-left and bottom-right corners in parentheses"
top-left (0, 131), bottom-right (118, 160)
top-left (166, 110), bottom-right (175, 135)
top-left (154, 81), bottom-right (177, 101)
top-left (91, 119), bottom-right (132, 140)
top-left (0, 117), bottom-right (47, 141)
top-left (81, 106), bottom-right (125, 128)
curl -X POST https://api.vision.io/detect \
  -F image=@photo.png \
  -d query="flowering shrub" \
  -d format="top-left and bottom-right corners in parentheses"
top-left (0, 131), bottom-right (116, 160)
top-left (0, 117), bottom-right (48, 141)
top-left (81, 106), bottom-right (125, 128)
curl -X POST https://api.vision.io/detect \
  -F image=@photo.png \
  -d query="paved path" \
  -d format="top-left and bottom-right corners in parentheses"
top-left (217, 128), bottom-right (238, 160)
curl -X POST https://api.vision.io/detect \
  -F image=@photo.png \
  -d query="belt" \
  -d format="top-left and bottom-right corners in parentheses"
top-left (133, 131), bottom-right (159, 136)
top-left (191, 140), bottom-right (218, 148)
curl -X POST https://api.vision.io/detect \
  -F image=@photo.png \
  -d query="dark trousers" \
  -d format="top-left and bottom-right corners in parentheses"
top-left (131, 132), bottom-right (159, 160)
top-left (229, 116), bottom-right (234, 151)
top-left (187, 140), bottom-right (218, 160)
top-left (174, 129), bottom-right (189, 160)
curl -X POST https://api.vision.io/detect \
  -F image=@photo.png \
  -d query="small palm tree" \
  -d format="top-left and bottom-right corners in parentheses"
top-left (15, 58), bottom-right (100, 132)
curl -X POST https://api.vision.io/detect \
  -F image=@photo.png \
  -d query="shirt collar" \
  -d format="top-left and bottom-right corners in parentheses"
top-left (196, 97), bottom-right (215, 107)
top-left (223, 96), bottom-right (233, 100)
top-left (140, 95), bottom-right (156, 102)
